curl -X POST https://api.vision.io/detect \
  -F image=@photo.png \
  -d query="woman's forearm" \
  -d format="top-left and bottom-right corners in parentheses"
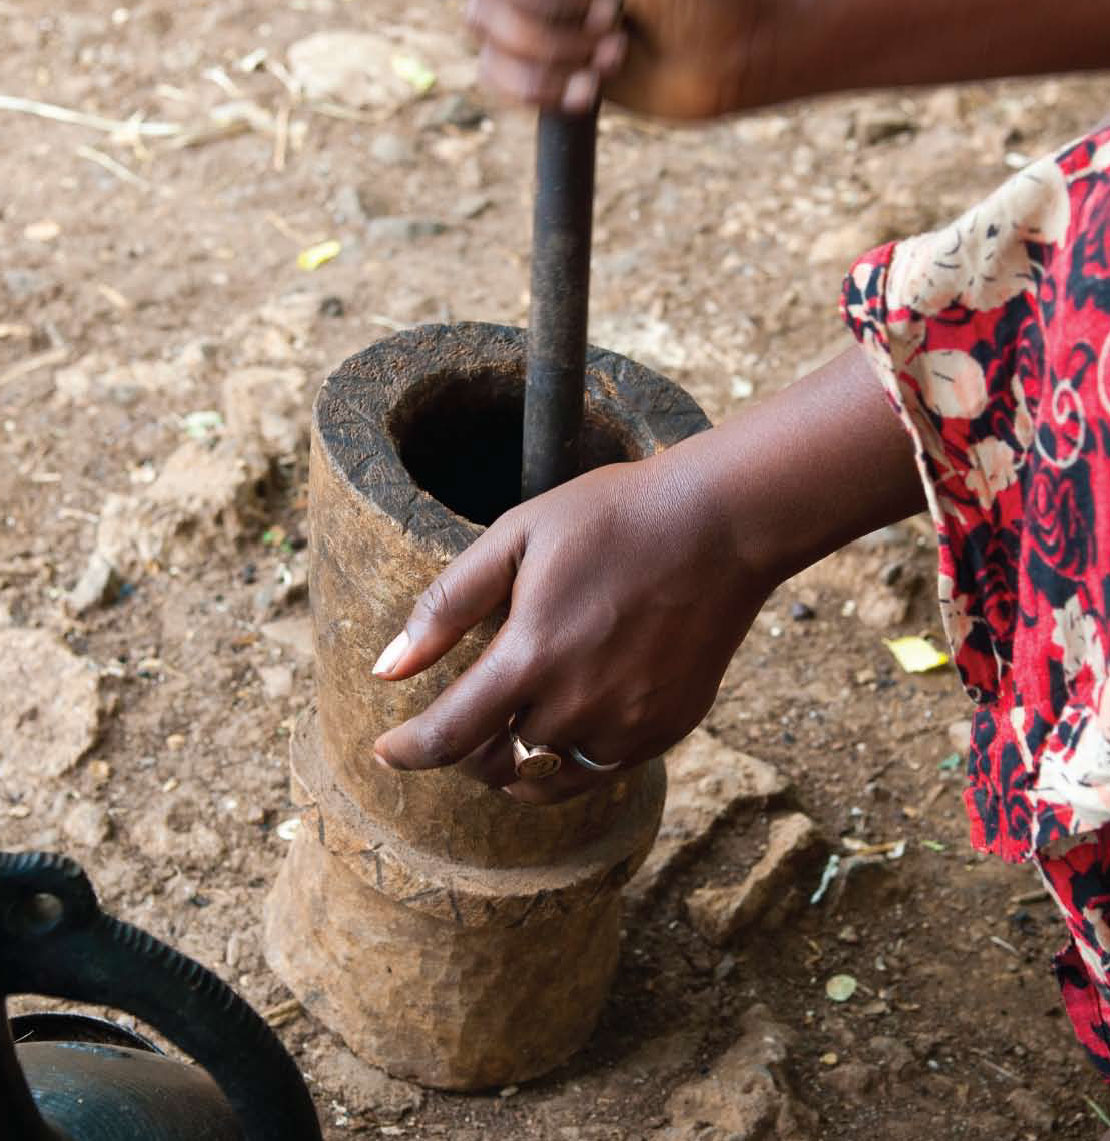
top-left (768, 0), bottom-right (1110, 108)
top-left (670, 345), bottom-right (925, 590)
top-left (613, 0), bottom-right (1110, 119)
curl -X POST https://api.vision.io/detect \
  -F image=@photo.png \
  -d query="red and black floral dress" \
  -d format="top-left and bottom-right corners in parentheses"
top-left (842, 125), bottom-right (1110, 1076)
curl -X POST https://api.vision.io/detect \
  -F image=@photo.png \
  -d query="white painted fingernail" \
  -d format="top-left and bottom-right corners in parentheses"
top-left (563, 70), bottom-right (599, 114)
top-left (372, 631), bottom-right (409, 677)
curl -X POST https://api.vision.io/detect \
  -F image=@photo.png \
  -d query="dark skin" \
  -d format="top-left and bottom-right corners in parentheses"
top-left (373, 0), bottom-right (1110, 801)
top-left (464, 0), bottom-right (1110, 117)
top-left (373, 349), bottom-right (923, 801)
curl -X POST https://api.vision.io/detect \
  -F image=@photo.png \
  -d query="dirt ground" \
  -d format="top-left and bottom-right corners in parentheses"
top-left (4, 2), bottom-right (1110, 1138)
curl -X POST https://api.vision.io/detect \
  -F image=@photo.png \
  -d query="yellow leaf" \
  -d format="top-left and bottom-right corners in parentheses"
top-left (391, 53), bottom-right (437, 95)
top-left (883, 636), bottom-right (950, 674)
top-left (296, 239), bottom-right (341, 271)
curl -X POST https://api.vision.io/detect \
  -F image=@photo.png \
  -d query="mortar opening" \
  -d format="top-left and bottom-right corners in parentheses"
top-left (392, 371), bottom-right (636, 526)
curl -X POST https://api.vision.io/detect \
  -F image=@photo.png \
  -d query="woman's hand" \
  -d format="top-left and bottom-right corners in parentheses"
top-left (371, 348), bottom-right (925, 804)
top-left (465, 0), bottom-right (1110, 121)
top-left (371, 446), bottom-right (765, 803)
top-left (464, 0), bottom-right (777, 119)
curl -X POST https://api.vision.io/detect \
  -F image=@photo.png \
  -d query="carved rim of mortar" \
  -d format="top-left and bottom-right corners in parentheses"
top-left (313, 321), bottom-right (711, 558)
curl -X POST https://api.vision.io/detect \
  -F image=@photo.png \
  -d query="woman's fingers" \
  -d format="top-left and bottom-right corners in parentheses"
top-left (456, 729), bottom-right (515, 787)
top-left (453, 701), bottom-right (639, 796)
top-left (502, 764), bottom-right (617, 804)
top-left (371, 449), bottom-right (753, 793)
top-left (372, 512), bottom-right (526, 680)
top-left (478, 43), bottom-right (583, 108)
top-left (502, 729), bottom-right (668, 804)
top-left (478, 42), bottom-right (626, 111)
top-left (466, 0), bottom-right (627, 111)
top-left (373, 627), bottom-right (536, 771)
top-left (467, 0), bottom-right (601, 67)
top-left (501, 710), bottom-right (667, 803)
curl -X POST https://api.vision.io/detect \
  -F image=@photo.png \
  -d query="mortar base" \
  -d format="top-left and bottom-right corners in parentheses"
top-left (264, 814), bottom-right (622, 1091)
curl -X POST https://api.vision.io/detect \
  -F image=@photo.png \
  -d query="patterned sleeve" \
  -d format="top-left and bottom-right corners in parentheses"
top-left (839, 151), bottom-right (1073, 706)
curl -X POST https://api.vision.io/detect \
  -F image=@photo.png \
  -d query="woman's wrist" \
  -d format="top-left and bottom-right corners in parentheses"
top-left (658, 347), bottom-right (925, 597)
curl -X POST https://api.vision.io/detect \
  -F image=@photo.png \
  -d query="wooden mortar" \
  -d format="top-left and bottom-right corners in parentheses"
top-left (264, 322), bottom-right (709, 1089)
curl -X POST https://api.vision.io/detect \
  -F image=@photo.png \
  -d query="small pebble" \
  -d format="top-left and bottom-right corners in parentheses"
top-left (791, 601), bottom-right (816, 621)
top-left (63, 800), bottom-right (111, 847)
top-left (277, 817), bottom-right (301, 841)
top-left (370, 133), bottom-right (416, 166)
top-left (259, 665), bottom-right (294, 701)
top-left (947, 719), bottom-right (973, 753)
top-left (455, 193), bottom-right (492, 220)
top-left (24, 219), bottom-right (61, 243)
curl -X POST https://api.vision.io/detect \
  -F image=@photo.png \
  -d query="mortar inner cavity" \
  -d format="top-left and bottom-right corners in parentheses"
top-left (391, 369), bottom-right (637, 526)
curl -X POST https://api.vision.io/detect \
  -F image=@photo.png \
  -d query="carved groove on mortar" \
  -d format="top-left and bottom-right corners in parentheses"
top-left (289, 708), bottom-right (666, 928)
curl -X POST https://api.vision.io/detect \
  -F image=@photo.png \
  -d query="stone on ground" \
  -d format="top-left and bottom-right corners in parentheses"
top-left (366, 216), bottom-right (447, 243)
top-left (948, 719), bottom-right (973, 753)
top-left (855, 106), bottom-right (917, 146)
top-left (130, 787), bottom-right (228, 870)
top-left (626, 728), bottom-right (789, 903)
top-left (307, 1043), bottom-right (424, 1123)
top-left (53, 354), bottom-right (182, 406)
top-left (66, 551), bottom-right (121, 615)
top-left (370, 132), bottom-right (416, 166)
top-left (685, 812), bottom-right (827, 944)
top-left (660, 1005), bottom-right (812, 1140)
top-left (288, 32), bottom-right (418, 110)
top-left (819, 1060), bottom-right (883, 1103)
top-left (0, 627), bottom-right (101, 781)
top-left (258, 664), bottom-right (295, 700)
top-left (62, 799), bottom-right (112, 847)
top-left (222, 365), bottom-right (307, 459)
top-left (809, 207), bottom-right (899, 267)
top-left (93, 437), bottom-right (268, 580)
top-left (287, 28), bottom-right (474, 112)
top-left (260, 616), bottom-right (315, 660)
top-left (1006, 1088), bottom-right (1055, 1132)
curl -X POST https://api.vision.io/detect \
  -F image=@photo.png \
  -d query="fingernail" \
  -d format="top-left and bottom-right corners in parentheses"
top-left (562, 70), bottom-right (600, 114)
top-left (374, 752), bottom-right (395, 770)
top-left (593, 31), bottom-right (627, 73)
top-left (372, 630), bottom-right (409, 677)
top-left (585, 0), bottom-right (620, 33)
